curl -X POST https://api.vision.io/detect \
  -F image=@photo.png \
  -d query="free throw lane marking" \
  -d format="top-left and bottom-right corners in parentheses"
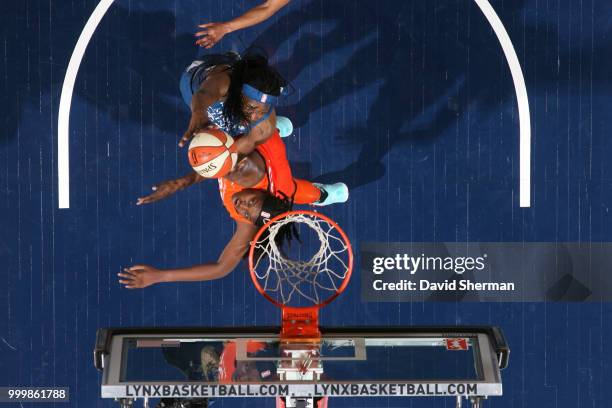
top-left (57, 0), bottom-right (531, 208)
top-left (57, 0), bottom-right (115, 209)
top-left (473, 0), bottom-right (532, 207)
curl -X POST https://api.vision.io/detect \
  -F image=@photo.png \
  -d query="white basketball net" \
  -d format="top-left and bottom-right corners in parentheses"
top-left (251, 213), bottom-right (351, 307)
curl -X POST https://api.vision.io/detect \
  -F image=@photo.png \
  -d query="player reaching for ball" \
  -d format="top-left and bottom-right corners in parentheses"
top-left (178, 49), bottom-right (293, 155)
top-left (118, 130), bottom-right (348, 289)
top-left (194, 0), bottom-right (291, 49)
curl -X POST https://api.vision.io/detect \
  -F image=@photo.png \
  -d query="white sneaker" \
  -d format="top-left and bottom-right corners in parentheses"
top-left (276, 116), bottom-right (294, 138)
top-left (312, 182), bottom-right (349, 206)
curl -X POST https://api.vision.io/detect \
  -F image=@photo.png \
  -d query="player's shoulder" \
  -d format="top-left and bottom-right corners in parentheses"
top-left (249, 114), bottom-right (278, 144)
top-left (201, 66), bottom-right (231, 94)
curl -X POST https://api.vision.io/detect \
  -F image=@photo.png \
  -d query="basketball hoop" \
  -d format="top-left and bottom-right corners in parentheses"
top-left (248, 210), bottom-right (353, 340)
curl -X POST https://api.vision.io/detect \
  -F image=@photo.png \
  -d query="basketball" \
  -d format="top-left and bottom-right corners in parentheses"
top-left (188, 128), bottom-right (237, 178)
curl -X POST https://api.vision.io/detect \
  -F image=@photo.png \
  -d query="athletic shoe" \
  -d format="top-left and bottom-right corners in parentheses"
top-left (312, 183), bottom-right (349, 206)
top-left (276, 116), bottom-right (294, 138)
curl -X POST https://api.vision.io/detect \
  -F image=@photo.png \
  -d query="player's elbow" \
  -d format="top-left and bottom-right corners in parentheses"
top-left (250, 127), bottom-right (273, 149)
top-left (235, 136), bottom-right (257, 155)
top-left (212, 262), bottom-right (237, 279)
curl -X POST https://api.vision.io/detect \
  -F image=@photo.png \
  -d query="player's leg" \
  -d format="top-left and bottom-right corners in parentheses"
top-left (294, 179), bottom-right (349, 206)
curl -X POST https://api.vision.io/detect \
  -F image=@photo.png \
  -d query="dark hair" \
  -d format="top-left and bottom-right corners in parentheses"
top-left (247, 192), bottom-right (300, 261)
top-left (254, 191), bottom-right (292, 227)
top-left (223, 50), bottom-right (288, 133)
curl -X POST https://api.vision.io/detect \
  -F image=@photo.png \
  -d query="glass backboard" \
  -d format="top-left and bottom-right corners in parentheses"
top-left (94, 326), bottom-right (508, 408)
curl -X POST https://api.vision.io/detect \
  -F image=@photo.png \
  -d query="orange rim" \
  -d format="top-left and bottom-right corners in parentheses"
top-left (248, 210), bottom-right (353, 310)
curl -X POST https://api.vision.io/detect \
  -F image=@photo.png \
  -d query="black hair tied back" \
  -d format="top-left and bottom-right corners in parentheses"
top-left (223, 48), bottom-right (289, 134)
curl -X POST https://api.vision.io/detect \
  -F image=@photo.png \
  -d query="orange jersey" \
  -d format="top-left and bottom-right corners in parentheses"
top-left (218, 130), bottom-right (296, 223)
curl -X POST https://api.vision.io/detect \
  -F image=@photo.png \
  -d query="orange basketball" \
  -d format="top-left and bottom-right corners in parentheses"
top-left (188, 128), bottom-right (237, 178)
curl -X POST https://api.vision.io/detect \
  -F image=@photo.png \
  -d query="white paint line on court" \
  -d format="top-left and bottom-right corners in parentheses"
top-left (473, 0), bottom-right (532, 207)
top-left (57, 0), bottom-right (115, 209)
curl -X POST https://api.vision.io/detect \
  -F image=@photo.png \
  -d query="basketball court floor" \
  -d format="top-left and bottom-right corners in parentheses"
top-left (2, 0), bottom-right (612, 407)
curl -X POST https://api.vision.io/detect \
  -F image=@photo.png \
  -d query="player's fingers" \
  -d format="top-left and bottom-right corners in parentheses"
top-left (128, 265), bottom-right (146, 271)
top-left (195, 30), bottom-right (210, 37)
top-left (137, 196), bottom-right (153, 206)
top-left (152, 185), bottom-right (158, 191)
top-left (181, 129), bottom-right (192, 141)
top-left (117, 273), bottom-right (132, 279)
top-left (179, 130), bottom-right (194, 147)
top-left (137, 194), bottom-right (154, 203)
top-left (198, 23), bottom-right (213, 28)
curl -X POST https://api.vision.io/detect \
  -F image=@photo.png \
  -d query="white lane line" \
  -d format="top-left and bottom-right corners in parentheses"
top-left (473, 0), bottom-right (532, 207)
top-left (57, 0), bottom-right (115, 209)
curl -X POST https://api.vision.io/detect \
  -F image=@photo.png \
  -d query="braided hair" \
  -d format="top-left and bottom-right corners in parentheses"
top-left (247, 192), bottom-right (300, 260)
top-left (223, 49), bottom-right (288, 134)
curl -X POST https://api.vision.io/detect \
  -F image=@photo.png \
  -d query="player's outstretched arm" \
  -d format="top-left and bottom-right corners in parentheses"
top-left (118, 222), bottom-right (258, 288)
top-left (136, 172), bottom-right (204, 206)
top-left (234, 109), bottom-right (277, 155)
top-left (195, 0), bottom-right (290, 48)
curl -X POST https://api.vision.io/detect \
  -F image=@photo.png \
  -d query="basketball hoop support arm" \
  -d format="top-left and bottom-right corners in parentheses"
top-left (281, 306), bottom-right (321, 340)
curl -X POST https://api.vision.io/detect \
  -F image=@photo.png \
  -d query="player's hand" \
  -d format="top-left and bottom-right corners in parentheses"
top-left (179, 111), bottom-right (209, 147)
top-left (195, 22), bottom-right (231, 49)
top-left (136, 179), bottom-right (187, 206)
top-left (118, 265), bottom-right (164, 289)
